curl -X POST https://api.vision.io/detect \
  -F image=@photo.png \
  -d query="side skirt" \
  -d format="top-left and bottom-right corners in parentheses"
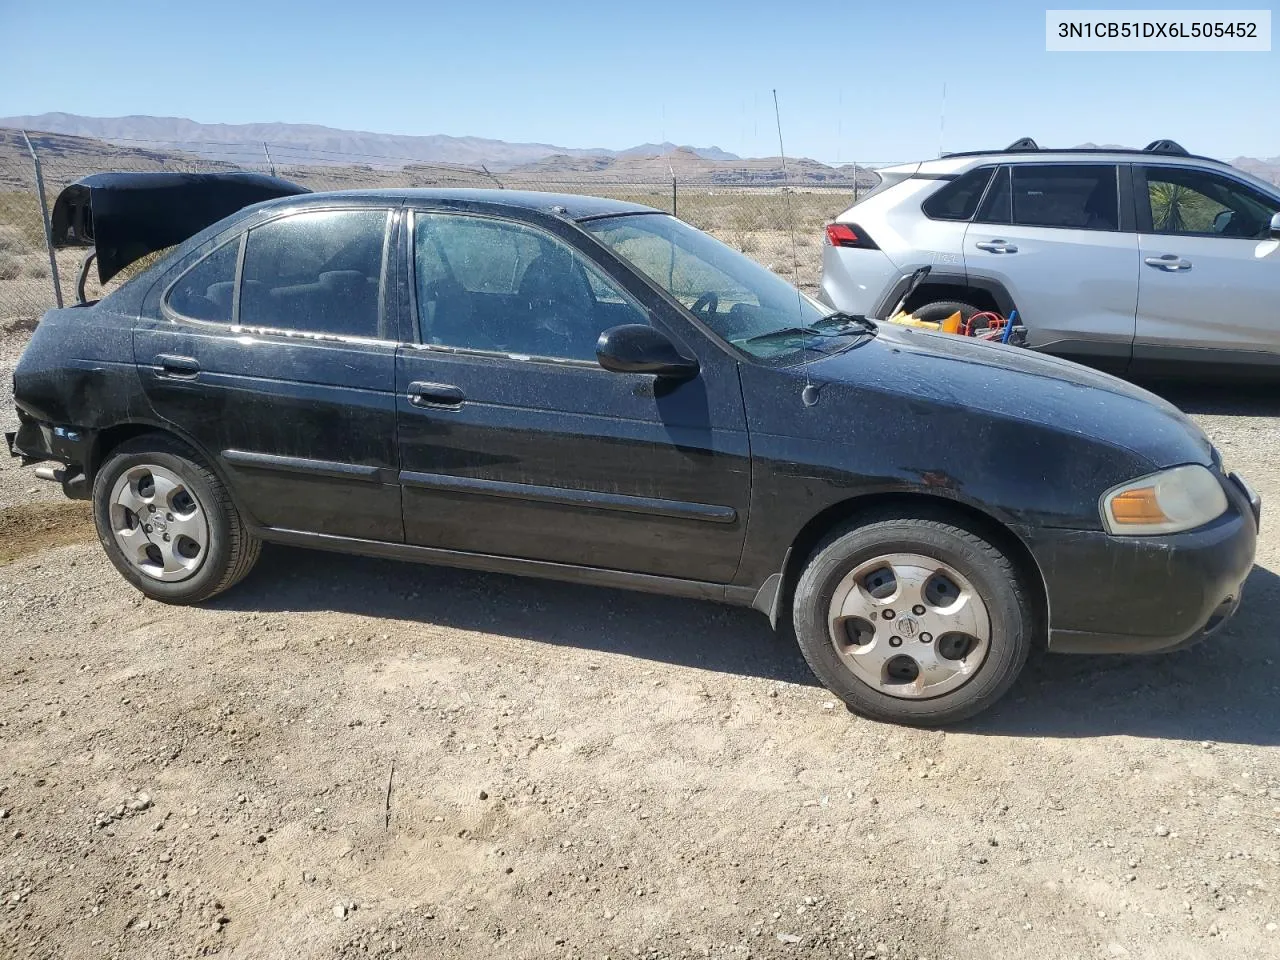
top-left (256, 526), bottom-right (763, 609)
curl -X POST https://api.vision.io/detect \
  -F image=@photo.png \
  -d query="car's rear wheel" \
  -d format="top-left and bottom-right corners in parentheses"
top-left (92, 434), bottom-right (260, 603)
top-left (792, 515), bottom-right (1032, 726)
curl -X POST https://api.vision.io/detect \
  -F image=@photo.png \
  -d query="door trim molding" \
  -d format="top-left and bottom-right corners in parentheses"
top-left (399, 470), bottom-right (739, 523)
top-left (255, 525), bottom-right (758, 605)
top-left (222, 448), bottom-right (394, 483)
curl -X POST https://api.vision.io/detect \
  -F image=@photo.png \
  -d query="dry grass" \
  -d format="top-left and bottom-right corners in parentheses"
top-left (0, 222), bottom-right (32, 254)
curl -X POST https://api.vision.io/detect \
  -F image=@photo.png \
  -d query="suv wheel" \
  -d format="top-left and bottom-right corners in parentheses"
top-left (92, 434), bottom-right (261, 603)
top-left (792, 515), bottom-right (1032, 726)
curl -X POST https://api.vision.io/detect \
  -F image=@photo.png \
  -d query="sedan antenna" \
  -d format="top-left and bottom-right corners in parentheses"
top-left (772, 89), bottom-right (819, 406)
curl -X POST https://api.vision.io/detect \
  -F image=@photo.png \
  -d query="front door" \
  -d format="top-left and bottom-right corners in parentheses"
top-left (136, 205), bottom-right (404, 541)
top-left (964, 163), bottom-right (1139, 369)
top-left (395, 208), bottom-right (750, 583)
top-left (1133, 163), bottom-right (1280, 373)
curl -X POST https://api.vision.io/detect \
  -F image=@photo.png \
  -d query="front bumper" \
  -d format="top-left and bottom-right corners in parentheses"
top-left (1021, 473), bottom-right (1259, 655)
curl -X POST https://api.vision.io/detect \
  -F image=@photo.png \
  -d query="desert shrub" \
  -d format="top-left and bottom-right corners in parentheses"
top-left (0, 224), bottom-right (31, 255)
top-left (0, 251), bottom-right (22, 280)
top-left (22, 256), bottom-right (50, 279)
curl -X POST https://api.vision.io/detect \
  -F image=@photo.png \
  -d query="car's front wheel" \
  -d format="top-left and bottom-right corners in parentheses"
top-left (792, 515), bottom-right (1033, 726)
top-left (92, 434), bottom-right (260, 603)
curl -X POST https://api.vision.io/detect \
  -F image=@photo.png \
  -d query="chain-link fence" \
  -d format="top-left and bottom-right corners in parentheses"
top-left (0, 128), bottom-right (886, 331)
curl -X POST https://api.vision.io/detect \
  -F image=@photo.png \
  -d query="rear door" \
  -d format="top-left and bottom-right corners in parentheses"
top-left (394, 207), bottom-right (750, 583)
top-left (964, 163), bottom-right (1140, 370)
top-left (1133, 164), bottom-right (1280, 373)
top-left (136, 205), bottom-right (404, 541)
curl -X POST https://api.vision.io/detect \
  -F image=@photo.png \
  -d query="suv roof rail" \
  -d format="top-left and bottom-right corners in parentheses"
top-left (939, 139), bottom-right (1223, 165)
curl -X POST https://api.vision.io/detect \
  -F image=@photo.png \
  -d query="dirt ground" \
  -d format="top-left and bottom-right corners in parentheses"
top-left (0, 325), bottom-right (1277, 960)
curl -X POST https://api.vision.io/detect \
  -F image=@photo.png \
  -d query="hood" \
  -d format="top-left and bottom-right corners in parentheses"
top-left (808, 324), bottom-right (1213, 468)
top-left (51, 171), bottom-right (309, 283)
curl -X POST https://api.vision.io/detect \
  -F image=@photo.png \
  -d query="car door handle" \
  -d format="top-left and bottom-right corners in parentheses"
top-left (1144, 255), bottom-right (1193, 272)
top-left (975, 240), bottom-right (1018, 253)
top-left (407, 381), bottom-right (465, 410)
top-left (154, 354), bottom-right (200, 379)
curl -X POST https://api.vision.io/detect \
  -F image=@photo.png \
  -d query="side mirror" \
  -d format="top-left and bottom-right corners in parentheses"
top-left (1270, 212), bottom-right (1280, 240)
top-left (596, 324), bottom-right (699, 378)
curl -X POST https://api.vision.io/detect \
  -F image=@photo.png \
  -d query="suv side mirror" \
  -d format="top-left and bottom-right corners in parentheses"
top-left (596, 324), bottom-right (699, 378)
top-left (1270, 212), bottom-right (1280, 239)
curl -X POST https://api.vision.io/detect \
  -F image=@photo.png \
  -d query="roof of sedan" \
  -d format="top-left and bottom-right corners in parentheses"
top-left (293, 188), bottom-right (660, 220)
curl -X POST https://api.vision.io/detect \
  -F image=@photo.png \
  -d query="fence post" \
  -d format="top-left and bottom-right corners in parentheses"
top-left (22, 130), bottom-right (63, 309)
top-left (853, 161), bottom-right (859, 204)
top-left (262, 141), bottom-right (276, 177)
top-left (671, 176), bottom-right (677, 218)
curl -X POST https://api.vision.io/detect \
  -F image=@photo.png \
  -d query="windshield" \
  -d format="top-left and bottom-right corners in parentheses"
top-left (583, 213), bottom-right (859, 361)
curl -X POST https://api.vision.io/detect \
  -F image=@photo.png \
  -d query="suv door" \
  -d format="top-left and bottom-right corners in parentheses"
top-left (395, 208), bottom-right (750, 582)
top-left (964, 163), bottom-right (1139, 370)
top-left (136, 205), bottom-right (404, 541)
top-left (1133, 163), bottom-right (1280, 373)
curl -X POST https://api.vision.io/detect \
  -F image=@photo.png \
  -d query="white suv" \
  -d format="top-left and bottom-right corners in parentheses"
top-left (819, 139), bottom-right (1280, 378)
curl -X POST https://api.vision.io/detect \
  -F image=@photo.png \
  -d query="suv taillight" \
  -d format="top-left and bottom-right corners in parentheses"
top-left (825, 223), bottom-right (878, 249)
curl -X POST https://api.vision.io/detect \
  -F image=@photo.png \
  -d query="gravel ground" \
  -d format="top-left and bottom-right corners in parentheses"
top-left (1, 326), bottom-right (1277, 960)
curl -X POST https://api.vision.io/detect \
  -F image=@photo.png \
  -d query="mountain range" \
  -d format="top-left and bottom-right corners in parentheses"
top-left (0, 113), bottom-right (740, 170)
top-left (1, 114), bottom-right (1274, 186)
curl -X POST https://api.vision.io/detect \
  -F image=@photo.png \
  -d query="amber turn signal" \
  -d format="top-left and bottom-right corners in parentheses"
top-left (1108, 487), bottom-right (1167, 525)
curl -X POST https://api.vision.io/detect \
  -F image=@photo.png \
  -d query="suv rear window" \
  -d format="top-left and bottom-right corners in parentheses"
top-left (921, 167), bottom-right (995, 221)
top-left (1011, 164), bottom-right (1119, 231)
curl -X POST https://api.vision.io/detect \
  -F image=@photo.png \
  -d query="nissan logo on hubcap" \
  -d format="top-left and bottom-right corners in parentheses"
top-left (897, 617), bottom-right (919, 639)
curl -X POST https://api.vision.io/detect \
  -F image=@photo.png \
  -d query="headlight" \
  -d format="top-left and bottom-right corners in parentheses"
top-left (1100, 464), bottom-right (1228, 536)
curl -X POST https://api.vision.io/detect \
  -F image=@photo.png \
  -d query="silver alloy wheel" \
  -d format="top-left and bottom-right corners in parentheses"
top-left (108, 464), bottom-right (210, 582)
top-left (827, 552), bottom-right (991, 699)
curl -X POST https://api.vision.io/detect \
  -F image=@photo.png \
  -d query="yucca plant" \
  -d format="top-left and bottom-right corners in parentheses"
top-left (1149, 181), bottom-right (1221, 233)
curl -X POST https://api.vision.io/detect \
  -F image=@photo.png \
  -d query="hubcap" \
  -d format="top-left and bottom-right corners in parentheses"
top-left (827, 552), bottom-right (991, 699)
top-left (108, 464), bottom-right (209, 582)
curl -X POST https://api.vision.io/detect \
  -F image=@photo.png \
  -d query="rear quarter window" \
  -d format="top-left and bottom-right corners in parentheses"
top-left (921, 167), bottom-right (996, 221)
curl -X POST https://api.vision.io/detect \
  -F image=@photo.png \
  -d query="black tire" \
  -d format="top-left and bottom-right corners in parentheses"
top-left (792, 514), bottom-right (1033, 726)
top-left (92, 433), bottom-right (260, 604)
top-left (910, 300), bottom-right (984, 324)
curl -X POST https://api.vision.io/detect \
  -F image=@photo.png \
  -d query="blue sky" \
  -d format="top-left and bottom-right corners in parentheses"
top-left (1, 0), bottom-right (1276, 161)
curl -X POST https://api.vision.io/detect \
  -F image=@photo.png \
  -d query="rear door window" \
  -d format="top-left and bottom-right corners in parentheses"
top-left (974, 166), bottom-right (1012, 224)
top-left (921, 167), bottom-right (995, 221)
top-left (164, 238), bottom-right (241, 323)
top-left (1011, 164), bottom-right (1119, 231)
top-left (238, 209), bottom-right (390, 339)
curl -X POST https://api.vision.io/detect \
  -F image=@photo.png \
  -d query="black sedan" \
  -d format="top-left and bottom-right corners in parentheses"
top-left (8, 174), bottom-right (1261, 725)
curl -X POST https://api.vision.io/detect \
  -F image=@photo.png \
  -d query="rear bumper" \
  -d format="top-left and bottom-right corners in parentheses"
top-left (818, 245), bottom-right (900, 316)
top-left (1022, 473), bottom-right (1259, 655)
top-left (7, 412), bottom-right (91, 499)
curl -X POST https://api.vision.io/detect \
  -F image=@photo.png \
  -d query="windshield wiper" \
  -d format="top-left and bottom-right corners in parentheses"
top-left (816, 311), bottom-right (878, 334)
top-left (736, 314), bottom-right (877, 348)
top-left (735, 325), bottom-right (842, 346)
